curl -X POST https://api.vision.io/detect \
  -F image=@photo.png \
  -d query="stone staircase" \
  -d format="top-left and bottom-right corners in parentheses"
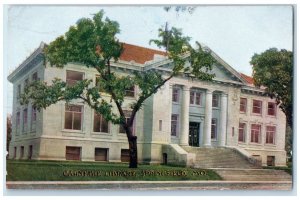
top-left (214, 168), bottom-right (292, 181)
top-left (183, 147), bottom-right (259, 169)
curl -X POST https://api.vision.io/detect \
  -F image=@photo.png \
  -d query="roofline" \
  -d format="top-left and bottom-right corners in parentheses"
top-left (7, 42), bottom-right (46, 82)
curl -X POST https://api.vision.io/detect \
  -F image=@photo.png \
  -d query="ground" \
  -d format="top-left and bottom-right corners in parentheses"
top-left (6, 160), bottom-right (221, 181)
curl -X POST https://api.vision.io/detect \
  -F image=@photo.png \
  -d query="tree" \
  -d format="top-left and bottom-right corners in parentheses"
top-left (250, 48), bottom-right (293, 128)
top-left (7, 115), bottom-right (12, 153)
top-left (21, 10), bottom-right (216, 168)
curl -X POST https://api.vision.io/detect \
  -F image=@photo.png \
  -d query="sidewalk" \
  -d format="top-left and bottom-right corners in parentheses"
top-left (6, 180), bottom-right (292, 190)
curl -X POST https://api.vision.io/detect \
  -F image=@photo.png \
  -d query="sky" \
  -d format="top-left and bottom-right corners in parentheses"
top-left (4, 5), bottom-right (294, 114)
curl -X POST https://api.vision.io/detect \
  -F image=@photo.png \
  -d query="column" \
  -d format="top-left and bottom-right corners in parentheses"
top-left (180, 85), bottom-right (190, 146)
top-left (203, 89), bottom-right (213, 146)
top-left (219, 93), bottom-right (228, 146)
top-left (167, 82), bottom-right (173, 143)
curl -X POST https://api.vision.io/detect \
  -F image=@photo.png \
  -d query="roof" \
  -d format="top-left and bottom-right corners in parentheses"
top-left (119, 43), bottom-right (166, 64)
top-left (240, 73), bottom-right (254, 85)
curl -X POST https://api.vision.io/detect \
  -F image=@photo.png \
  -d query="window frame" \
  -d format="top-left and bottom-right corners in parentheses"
top-left (211, 118), bottom-right (218, 140)
top-left (64, 104), bottom-right (83, 131)
top-left (125, 85), bottom-right (135, 97)
top-left (240, 98), bottom-right (247, 113)
top-left (171, 114), bottom-right (179, 136)
top-left (172, 87), bottom-right (180, 103)
top-left (266, 126), bottom-right (276, 145)
top-left (250, 124), bottom-right (261, 143)
top-left (23, 108), bottom-right (28, 133)
top-left (267, 102), bottom-right (276, 116)
top-left (252, 100), bottom-right (262, 115)
top-left (190, 90), bottom-right (202, 106)
top-left (66, 70), bottom-right (84, 86)
top-left (212, 94), bottom-right (219, 108)
top-left (93, 112), bottom-right (109, 133)
top-left (238, 123), bottom-right (246, 143)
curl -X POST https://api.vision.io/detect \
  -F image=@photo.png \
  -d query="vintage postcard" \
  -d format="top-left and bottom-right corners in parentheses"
top-left (4, 5), bottom-right (294, 192)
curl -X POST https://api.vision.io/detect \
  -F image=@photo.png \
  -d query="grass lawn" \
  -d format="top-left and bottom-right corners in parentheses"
top-left (263, 162), bottom-right (293, 175)
top-left (7, 160), bottom-right (222, 181)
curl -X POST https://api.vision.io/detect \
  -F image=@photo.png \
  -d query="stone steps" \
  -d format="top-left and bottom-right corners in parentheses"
top-left (183, 147), bottom-right (258, 169)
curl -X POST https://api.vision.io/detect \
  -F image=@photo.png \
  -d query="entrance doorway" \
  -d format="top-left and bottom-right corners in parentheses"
top-left (189, 122), bottom-right (200, 147)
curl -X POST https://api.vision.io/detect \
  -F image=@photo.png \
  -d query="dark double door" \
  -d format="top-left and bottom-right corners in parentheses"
top-left (189, 122), bottom-right (200, 147)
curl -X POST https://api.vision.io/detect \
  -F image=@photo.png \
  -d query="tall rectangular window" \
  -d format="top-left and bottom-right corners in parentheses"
top-left (32, 72), bottom-right (39, 81)
top-left (64, 105), bottom-right (83, 130)
top-left (20, 146), bottom-right (24, 158)
top-left (266, 126), bottom-right (276, 144)
top-left (240, 98), bottom-right (247, 113)
top-left (24, 78), bottom-right (29, 88)
top-left (23, 108), bottom-right (28, 132)
top-left (267, 102), bottom-right (276, 116)
top-left (31, 106), bottom-right (37, 131)
top-left (119, 111), bottom-right (134, 134)
top-left (13, 147), bottom-right (17, 159)
top-left (171, 114), bottom-right (178, 136)
top-left (93, 112), bottom-right (109, 133)
top-left (190, 91), bottom-right (202, 105)
top-left (252, 100), bottom-right (262, 114)
top-left (211, 118), bottom-right (217, 139)
top-left (17, 85), bottom-right (21, 99)
top-left (212, 94), bottom-right (219, 107)
top-left (16, 112), bottom-right (20, 132)
top-left (66, 70), bottom-right (84, 86)
top-left (28, 145), bottom-right (33, 160)
top-left (172, 88), bottom-right (180, 102)
top-left (251, 124), bottom-right (261, 143)
top-left (125, 86), bottom-right (135, 97)
top-left (238, 123), bottom-right (246, 142)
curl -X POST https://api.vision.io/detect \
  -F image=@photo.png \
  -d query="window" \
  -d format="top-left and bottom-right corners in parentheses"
top-left (212, 94), bottom-right (219, 107)
top-left (20, 146), bottom-right (24, 159)
top-left (238, 123), bottom-right (246, 142)
top-left (24, 78), bottom-right (29, 88)
top-left (23, 108), bottom-right (28, 132)
top-left (211, 118), bottom-right (217, 139)
top-left (93, 112), bottom-right (109, 133)
top-left (267, 156), bottom-right (275, 166)
top-left (121, 149), bottom-right (130, 162)
top-left (266, 126), bottom-right (276, 144)
top-left (171, 114), bottom-right (179, 136)
top-left (119, 111), bottom-right (134, 134)
top-left (28, 145), bottom-right (33, 160)
top-left (31, 106), bottom-right (37, 131)
top-left (190, 91), bottom-right (202, 105)
top-left (252, 100), bottom-right (262, 114)
top-left (16, 112), bottom-right (20, 131)
top-left (125, 86), bottom-right (135, 97)
top-left (95, 148), bottom-right (108, 161)
top-left (66, 146), bottom-right (81, 161)
top-left (64, 105), bottom-right (83, 130)
top-left (66, 70), bottom-right (84, 86)
top-left (32, 72), bottom-right (39, 81)
top-left (17, 85), bottom-right (21, 99)
top-left (172, 87), bottom-right (180, 102)
top-left (13, 147), bottom-right (17, 159)
top-left (267, 102), bottom-right (276, 116)
top-left (240, 98), bottom-right (247, 113)
top-left (251, 124), bottom-right (261, 143)
top-left (159, 120), bottom-right (162, 131)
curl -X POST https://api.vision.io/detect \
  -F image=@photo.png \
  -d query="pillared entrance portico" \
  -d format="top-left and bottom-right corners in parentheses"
top-left (176, 84), bottom-right (228, 147)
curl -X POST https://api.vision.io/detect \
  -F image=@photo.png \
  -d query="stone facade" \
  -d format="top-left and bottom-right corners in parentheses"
top-left (7, 42), bottom-right (287, 167)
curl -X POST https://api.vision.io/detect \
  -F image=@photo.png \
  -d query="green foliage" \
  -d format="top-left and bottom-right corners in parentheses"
top-left (21, 10), bottom-right (216, 136)
top-left (250, 48), bottom-right (293, 127)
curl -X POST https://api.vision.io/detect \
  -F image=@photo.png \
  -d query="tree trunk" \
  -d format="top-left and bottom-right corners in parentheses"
top-left (128, 136), bottom-right (138, 168)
